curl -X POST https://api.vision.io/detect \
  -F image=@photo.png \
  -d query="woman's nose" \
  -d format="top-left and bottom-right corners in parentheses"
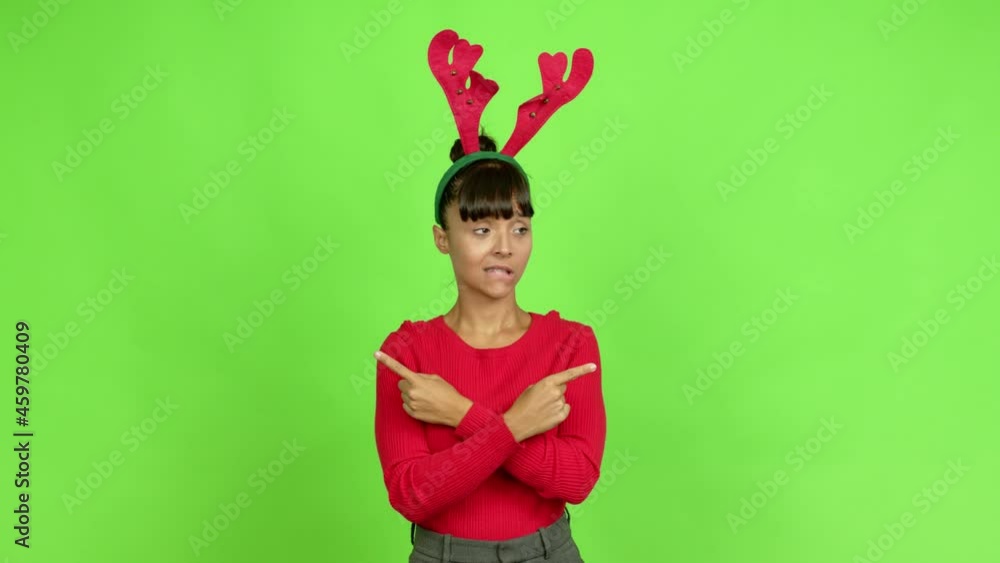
top-left (494, 233), bottom-right (512, 255)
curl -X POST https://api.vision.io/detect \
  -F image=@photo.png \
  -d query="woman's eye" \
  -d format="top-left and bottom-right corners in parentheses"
top-left (474, 227), bottom-right (529, 235)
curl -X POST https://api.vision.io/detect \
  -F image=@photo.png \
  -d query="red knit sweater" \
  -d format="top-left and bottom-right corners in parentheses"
top-left (374, 310), bottom-right (607, 540)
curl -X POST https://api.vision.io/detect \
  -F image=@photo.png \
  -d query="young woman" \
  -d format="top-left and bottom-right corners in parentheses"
top-left (374, 130), bottom-right (607, 562)
top-left (373, 28), bottom-right (603, 562)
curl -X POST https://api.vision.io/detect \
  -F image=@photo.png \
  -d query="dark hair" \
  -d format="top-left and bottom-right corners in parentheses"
top-left (438, 131), bottom-right (534, 230)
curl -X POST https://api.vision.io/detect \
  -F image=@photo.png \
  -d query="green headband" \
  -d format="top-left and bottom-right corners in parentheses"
top-left (434, 151), bottom-right (528, 226)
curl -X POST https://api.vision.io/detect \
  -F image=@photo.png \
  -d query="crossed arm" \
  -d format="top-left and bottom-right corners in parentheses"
top-left (373, 324), bottom-right (606, 522)
top-left (452, 371), bottom-right (605, 504)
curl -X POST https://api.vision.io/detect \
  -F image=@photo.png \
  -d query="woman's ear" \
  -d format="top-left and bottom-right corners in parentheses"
top-left (433, 224), bottom-right (449, 254)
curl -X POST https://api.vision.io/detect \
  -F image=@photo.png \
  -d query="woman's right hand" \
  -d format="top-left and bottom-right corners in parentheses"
top-left (503, 363), bottom-right (597, 442)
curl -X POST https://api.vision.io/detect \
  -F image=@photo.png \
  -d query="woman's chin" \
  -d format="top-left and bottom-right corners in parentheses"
top-left (481, 280), bottom-right (517, 297)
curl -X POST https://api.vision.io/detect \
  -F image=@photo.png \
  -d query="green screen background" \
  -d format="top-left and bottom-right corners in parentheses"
top-left (1, 0), bottom-right (997, 561)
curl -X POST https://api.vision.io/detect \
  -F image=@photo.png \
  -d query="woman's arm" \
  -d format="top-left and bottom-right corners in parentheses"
top-left (375, 324), bottom-right (521, 523)
top-left (453, 325), bottom-right (607, 504)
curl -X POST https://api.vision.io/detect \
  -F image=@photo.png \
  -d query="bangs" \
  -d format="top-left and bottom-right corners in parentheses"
top-left (454, 160), bottom-right (534, 223)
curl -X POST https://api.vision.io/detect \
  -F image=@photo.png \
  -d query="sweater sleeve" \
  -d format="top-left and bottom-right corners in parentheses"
top-left (374, 323), bottom-right (521, 523)
top-left (454, 325), bottom-right (607, 504)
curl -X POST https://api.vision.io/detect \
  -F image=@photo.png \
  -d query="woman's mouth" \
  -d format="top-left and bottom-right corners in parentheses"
top-left (484, 266), bottom-right (514, 279)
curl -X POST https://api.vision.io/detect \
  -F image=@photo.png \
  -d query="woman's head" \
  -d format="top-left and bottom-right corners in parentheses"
top-left (436, 133), bottom-right (534, 231)
top-left (433, 132), bottom-right (534, 299)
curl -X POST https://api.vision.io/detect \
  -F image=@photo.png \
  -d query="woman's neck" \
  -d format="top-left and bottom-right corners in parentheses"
top-left (444, 299), bottom-right (529, 338)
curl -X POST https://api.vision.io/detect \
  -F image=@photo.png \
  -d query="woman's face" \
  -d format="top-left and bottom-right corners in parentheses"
top-left (434, 202), bottom-right (532, 298)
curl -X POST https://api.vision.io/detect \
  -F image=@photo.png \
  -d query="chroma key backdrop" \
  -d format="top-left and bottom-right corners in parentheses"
top-left (1, 0), bottom-right (998, 561)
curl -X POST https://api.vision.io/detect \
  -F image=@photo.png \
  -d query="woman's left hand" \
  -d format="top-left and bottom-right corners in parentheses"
top-left (375, 351), bottom-right (472, 427)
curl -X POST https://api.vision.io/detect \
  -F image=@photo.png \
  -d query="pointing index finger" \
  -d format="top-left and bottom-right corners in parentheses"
top-left (375, 351), bottom-right (417, 382)
top-left (550, 363), bottom-right (597, 385)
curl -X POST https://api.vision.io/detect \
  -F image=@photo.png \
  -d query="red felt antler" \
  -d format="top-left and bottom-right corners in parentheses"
top-left (428, 30), bottom-right (499, 156)
top-left (501, 49), bottom-right (594, 157)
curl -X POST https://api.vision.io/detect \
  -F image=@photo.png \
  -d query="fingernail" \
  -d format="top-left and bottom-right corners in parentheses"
top-left (589, 363), bottom-right (596, 370)
top-left (374, 351), bottom-right (382, 358)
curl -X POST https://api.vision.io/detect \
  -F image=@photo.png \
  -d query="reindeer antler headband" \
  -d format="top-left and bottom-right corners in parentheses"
top-left (429, 29), bottom-right (594, 226)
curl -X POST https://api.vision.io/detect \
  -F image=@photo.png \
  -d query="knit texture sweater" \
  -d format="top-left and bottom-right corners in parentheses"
top-left (374, 310), bottom-right (607, 540)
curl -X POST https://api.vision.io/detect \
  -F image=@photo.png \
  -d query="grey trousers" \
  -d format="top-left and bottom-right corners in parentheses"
top-left (408, 509), bottom-right (584, 563)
